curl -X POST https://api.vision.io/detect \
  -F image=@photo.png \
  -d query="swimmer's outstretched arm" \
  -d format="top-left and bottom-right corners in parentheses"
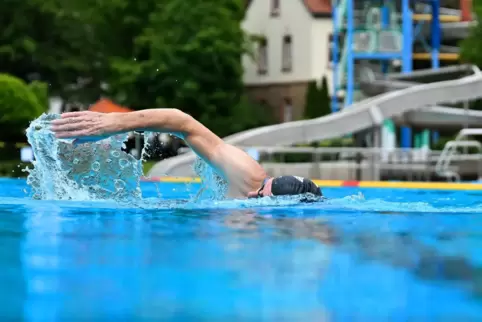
top-left (51, 109), bottom-right (224, 163)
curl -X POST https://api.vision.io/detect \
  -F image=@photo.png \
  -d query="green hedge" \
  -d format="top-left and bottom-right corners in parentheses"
top-left (0, 74), bottom-right (44, 124)
top-left (267, 137), bottom-right (355, 163)
top-left (0, 74), bottom-right (49, 142)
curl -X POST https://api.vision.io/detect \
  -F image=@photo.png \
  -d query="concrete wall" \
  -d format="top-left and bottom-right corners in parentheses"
top-left (262, 162), bottom-right (376, 181)
top-left (261, 159), bottom-right (482, 181)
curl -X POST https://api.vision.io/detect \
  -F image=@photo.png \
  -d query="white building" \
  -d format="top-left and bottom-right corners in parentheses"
top-left (242, 0), bottom-right (333, 122)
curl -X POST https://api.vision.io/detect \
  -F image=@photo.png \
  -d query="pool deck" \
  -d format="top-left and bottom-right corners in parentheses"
top-left (142, 177), bottom-right (482, 190)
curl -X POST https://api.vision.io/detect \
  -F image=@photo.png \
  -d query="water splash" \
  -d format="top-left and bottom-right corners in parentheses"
top-left (25, 114), bottom-right (143, 201)
top-left (192, 157), bottom-right (228, 200)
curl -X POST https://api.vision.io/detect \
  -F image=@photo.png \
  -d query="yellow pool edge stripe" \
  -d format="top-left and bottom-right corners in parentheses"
top-left (142, 177), bottom-right (482, 190)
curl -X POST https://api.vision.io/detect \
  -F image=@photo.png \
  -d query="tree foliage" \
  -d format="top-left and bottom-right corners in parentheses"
top-left (29, 81), bottom-right (49, 112)
top-left (0, 0), bottom-right (106, 101)
top-left (0, 0), bottom-right (265, 138)
top-left (319, 75), bottom-right (332, 117)
top-left (104, 0), bottom-right (248, 136)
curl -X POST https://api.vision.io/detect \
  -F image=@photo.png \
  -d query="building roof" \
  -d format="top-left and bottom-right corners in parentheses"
top-left (303, 0), bottom-right (332, 17)
top-left (88, 98), bottom-right (132, 113)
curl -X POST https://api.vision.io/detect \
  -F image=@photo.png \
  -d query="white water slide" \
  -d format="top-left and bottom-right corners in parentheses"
top-left (149, 65), bottom-right (482, 177)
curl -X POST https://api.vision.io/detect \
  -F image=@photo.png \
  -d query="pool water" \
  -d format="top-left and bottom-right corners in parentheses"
top-left (1, 178), bottom-right (482, 321)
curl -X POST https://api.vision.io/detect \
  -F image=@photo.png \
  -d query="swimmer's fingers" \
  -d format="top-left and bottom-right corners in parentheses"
top-left (60, 111), bottom-right (97, 119)
top-left (51, 111), bottom-right (102, 126)
top-left (54, 129), bottom-right (96, 139)
top-left (51, 116), bottom-right (88, 127)
top-left (51, 121), bottom-right (91, 133)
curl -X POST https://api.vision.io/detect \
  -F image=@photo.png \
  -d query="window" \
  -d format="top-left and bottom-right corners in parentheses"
top-left (283, 98), bottom-right (293, 122)
top-left (271, 0), bottom-right (280, 17)
top-left (257, 38), bottom-right (268, 75)
top-left (282, 35), bottom-right (292, 72)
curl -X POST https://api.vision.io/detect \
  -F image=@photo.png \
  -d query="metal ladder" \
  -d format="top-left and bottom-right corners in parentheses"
top-left (435, 129), bottom-right (482, 182)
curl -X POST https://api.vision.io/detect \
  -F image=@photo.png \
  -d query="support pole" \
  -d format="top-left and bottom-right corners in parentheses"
top-left (427, 0), bottom-right (441, 148)
top-left (331, 0), bottom-right (340, 112)
top-left (401, 0), bottom-right (413, 149)
top-left (346, 0), bottom-right (354, 106)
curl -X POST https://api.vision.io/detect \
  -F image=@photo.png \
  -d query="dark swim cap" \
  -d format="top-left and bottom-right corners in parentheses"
top-left (271, 176), bottom-right (322, 197)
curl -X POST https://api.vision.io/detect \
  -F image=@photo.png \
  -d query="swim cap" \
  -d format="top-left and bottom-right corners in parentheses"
top-left (271, 176), bottom-right (322, 197)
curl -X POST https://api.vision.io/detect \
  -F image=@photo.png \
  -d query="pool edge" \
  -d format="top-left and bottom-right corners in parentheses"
top-left (141, 177), bottom-right (482, 190)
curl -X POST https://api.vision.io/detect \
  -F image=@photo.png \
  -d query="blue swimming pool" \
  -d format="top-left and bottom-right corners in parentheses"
top-left (1, 177), bottom-right (482, 321)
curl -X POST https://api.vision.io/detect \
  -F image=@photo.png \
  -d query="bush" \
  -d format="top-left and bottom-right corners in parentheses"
top-left (0, 74), bottom-right (45, 140)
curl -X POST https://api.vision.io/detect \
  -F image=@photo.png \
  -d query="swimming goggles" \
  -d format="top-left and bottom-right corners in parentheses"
top-left (257, 177), bottom-right (270, 198)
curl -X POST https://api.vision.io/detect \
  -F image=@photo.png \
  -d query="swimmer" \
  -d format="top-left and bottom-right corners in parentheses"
top-left (50, 109), bottom-right (322, 199)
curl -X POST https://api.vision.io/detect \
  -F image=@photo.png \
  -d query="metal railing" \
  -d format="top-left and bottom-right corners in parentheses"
top-left (436, 128), bottom-right (482, 182)
top-left (178, 146), bottom-right (482, 182)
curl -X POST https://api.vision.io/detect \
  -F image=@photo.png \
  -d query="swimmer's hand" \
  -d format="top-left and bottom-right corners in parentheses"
top-left (50, 111), bottom-right (121, 143)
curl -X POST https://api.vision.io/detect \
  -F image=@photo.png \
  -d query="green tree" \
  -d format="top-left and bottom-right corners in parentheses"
top-left (304, 76), bottom-right (332, 119)
top-left (1, 0), bottom-right (259, 136)
top-left (460, 1), bottom-right (482, 67)
top-left (105, 0), bottom-right (249, 137)
top-left (0, 0), bottom-right (109, 102)
top-left (318, 75), bottom-right (332, 117)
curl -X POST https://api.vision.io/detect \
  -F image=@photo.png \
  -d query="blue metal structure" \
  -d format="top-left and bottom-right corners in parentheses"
top-left (331, 0), bottom-right (442, 149)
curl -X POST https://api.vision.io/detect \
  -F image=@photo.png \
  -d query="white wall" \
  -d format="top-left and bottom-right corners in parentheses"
top-left (242, 0), bottom-right (315, 85)
top-left (311, 19), bottom-right (334, 94)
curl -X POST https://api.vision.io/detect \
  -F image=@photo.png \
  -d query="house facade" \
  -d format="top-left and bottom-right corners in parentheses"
top-left (242, 0), bottom-right (333, 123)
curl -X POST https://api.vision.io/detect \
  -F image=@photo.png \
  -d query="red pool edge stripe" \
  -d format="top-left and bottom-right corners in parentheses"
top-left (141, 176), bottom-right (157, 182)
top-left (341, 180), bottom-right (360, 187)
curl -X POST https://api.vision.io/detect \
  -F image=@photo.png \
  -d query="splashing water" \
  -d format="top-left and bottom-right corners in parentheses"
top-left (25, 114), bottom-right (143, 201)
top-left (193, 157), bottom-right (228, 200)
top-left (25, 113), bottom-right (229, 203)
